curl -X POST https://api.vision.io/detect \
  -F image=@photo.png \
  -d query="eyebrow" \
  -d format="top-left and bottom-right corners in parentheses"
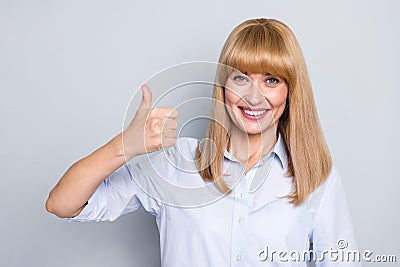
top-left (242, 72), bottom-right (273, 76)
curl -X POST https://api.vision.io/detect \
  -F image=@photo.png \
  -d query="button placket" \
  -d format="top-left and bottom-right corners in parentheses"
top-left (231, 165), bottom-right (249, 266)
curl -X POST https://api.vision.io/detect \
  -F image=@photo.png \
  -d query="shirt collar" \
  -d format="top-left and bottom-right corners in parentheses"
top-left (273, 132), bottom-right (288, 169)
top-left (223, 132), bottom-right (288, 169)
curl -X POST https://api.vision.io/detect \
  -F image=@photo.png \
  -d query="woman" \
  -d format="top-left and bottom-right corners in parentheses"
top-left (46, 18), bottom-right (360, 266)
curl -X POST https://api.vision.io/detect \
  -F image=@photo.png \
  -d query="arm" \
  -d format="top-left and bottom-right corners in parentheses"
top-left (45, 84), bottom-right (178, 218)
top-left (45, 133), bottom-right (126, 218)
top-left (311, 167), bottom-right (362, 266)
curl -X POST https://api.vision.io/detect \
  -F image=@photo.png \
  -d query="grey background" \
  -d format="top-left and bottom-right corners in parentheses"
top-left (1, 0), bottom-right (399, 266)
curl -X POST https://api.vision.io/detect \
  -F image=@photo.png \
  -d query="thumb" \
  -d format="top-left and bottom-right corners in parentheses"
top-left (139, 84), bottom-right (152, 109)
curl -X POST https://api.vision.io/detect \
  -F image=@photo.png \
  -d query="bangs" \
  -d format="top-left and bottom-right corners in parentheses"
top-left (220, 24), bottom-right (294, 82)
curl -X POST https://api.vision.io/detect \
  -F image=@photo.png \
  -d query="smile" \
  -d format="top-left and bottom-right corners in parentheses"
top-left (239, 106), bottom-right (270, 121)
top-left (243, 109), bottom-right (267, 116)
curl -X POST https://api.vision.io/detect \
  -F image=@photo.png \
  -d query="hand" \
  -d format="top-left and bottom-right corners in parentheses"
top-left (122, 84), bottom-right (178, 159)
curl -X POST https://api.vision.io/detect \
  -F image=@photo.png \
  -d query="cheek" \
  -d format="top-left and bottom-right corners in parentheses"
top-left (265, 88), bottom-right (288, 109)
top-left (224, 89), bottom-right (241, 107)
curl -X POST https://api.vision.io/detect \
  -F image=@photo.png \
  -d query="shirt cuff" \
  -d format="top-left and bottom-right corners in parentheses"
top-left (66, 180), bottom-right (107, 222)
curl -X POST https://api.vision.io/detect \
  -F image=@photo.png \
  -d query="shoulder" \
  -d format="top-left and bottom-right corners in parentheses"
top-left (123, 137), bottom-right (206, 208)
top-left (132, 137), bottom-right (200, 173)
top-left (174, 137), bottom-right (200, 153)
top-left (134, 137), bottom-right (200, 162)
top-left (322, 165), bottom-right (344, 193)
top-left (163, 137), bottom-right (200, 160)
top-left (303, 165), bottom-right (346, 211)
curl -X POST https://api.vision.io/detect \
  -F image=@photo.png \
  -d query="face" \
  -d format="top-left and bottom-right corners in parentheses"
top-left (224, 71), bottom-right (288, 135)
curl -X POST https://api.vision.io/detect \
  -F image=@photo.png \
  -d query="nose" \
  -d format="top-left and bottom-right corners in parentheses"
top-left (243, 83), bottom-right (265, 106)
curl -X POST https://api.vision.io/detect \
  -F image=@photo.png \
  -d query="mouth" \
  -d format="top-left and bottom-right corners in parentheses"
top-left (238, 106), bottom-right (270, 121)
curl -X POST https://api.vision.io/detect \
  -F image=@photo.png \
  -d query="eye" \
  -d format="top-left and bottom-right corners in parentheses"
top-left (233, 75), bottom-right (249, 83)
top-left (266, 77), bottom-right (280, 84)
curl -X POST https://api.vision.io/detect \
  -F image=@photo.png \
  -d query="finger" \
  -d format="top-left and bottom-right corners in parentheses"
top-left (163, 128), bottom-right (177, 138)
top-left (139, 84), bottom-right (152, 110)
top-left (162, 137), bottom-right (176, 148)
top-left (163, 118), bottom-right (178, 130)
top-left (167, 108), bottom-right (178, 118)
top-left (146, 119), bottom-right (177, 135)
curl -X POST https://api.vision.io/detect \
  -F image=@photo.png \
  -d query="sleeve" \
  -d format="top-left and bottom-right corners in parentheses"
top-left (67, 163), bottom-right (163, 222)
top-left (310, 167), bottom-right (362, 266)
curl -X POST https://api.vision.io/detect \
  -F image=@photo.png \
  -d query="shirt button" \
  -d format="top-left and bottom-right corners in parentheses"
top-left (237, 217), bottom-right (244, 224)
top-left (236, 254), bottom-right (241, 261)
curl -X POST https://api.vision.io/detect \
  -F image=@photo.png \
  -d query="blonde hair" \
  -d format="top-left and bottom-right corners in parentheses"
top-left (195, 18), bottom-right (332, 206)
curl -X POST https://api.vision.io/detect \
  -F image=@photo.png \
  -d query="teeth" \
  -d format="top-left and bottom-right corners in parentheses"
top-left (243, 109), bottom-right (267, 116)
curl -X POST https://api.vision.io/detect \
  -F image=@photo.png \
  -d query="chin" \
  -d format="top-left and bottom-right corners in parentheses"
top-left (243, 124), bottom-right (275, 136)
top-left (243, 128), bottom-right (262, 135)
top-left (236, 124), bottom-right (263, 135)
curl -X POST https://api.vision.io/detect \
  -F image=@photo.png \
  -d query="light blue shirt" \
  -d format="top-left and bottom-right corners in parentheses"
top-left (69, 134), bottom-right (361, 266)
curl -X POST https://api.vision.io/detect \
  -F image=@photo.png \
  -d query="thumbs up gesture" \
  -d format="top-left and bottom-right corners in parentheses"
top-left (123, 84), bottom-right (178, 160)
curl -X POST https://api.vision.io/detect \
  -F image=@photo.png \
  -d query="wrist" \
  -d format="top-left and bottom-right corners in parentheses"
top-left (115, 132), bottom-right (141, 161)
top-left (108, 133), bottom-right (129, 160)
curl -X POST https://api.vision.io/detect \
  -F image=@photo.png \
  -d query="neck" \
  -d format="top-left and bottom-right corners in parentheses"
top-left (227, 126), bottom-right (277, 170)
